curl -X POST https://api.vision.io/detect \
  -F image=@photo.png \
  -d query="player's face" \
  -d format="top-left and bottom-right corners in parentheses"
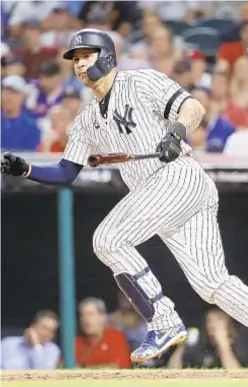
top-left (73, 48), bottom-right (99, 87)
top-left (2, 88), bottom-right (24, 112)
top-left (33, 317), bottom-right (58, 344)
top-left (79, 304), bottom-right (106, 336)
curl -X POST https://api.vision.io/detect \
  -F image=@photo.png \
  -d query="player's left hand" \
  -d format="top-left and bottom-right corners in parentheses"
top-left (156, 132), bottom-right (182, 163)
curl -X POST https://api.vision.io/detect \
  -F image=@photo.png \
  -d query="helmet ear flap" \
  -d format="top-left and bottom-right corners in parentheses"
top-left (87, 53), bottom-right (117, 81)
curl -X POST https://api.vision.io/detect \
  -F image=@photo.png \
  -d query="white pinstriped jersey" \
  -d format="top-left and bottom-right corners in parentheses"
top-left (63, 69), bottom-right (193, 190)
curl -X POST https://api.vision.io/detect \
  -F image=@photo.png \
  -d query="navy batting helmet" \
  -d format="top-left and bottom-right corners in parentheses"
top-left (63, 28), bottom-right (117, 81)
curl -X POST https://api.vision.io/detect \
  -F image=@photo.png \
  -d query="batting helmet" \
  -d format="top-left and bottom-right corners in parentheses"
top-left (63, 28), bottom-right (117, 81)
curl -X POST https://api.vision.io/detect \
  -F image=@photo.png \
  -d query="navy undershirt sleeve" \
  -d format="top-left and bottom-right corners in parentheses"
top-left (28, 159), bottom-right (83, 185)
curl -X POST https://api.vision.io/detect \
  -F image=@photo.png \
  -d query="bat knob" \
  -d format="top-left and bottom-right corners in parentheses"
top-left (88, 155), bottom-right (99, 167)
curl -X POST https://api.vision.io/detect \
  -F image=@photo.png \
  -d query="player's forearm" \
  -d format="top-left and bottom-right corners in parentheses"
top-left (176, 98), bottom-right (206, 136)
top-left (25, 159), bottom-right (83, 185)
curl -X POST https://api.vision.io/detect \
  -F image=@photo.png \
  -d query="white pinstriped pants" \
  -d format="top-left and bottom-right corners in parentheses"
top-left (93, 157), bottom-right (248, 329)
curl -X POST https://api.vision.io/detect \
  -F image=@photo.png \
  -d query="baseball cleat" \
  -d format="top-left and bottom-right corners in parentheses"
top-left (130, 324), bottom-right (187, 363)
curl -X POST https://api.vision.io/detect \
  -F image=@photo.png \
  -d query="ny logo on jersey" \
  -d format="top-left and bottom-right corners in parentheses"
top-left (113, 105), bottom-right (136, 134)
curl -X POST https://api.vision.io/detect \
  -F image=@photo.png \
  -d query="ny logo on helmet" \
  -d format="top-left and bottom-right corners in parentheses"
top-left (73, 34), bottom-right (83, 46)
top-left (113, 105), bottom-right (136, 135)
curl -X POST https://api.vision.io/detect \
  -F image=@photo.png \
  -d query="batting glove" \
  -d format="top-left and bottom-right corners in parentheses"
top-left (1, 152), bottom-right (30, 176)
top-left (156, 123), bottom-right (186, 163)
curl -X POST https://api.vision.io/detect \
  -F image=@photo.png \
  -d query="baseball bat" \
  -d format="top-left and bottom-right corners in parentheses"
top-left (88, 152), bottom-right (162, 167)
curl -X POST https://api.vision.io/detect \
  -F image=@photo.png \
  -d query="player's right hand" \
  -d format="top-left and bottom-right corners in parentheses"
top-left (1, 152), bottom-right (30, 176)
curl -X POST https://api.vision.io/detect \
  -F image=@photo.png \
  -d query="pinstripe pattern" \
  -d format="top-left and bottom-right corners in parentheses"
top-left (63, 68), bottom-right (248, 329)
top-left (160, 194), bottom-right (248, 327)
top-left (63, 69), bottom-right (192, 190)
top-left (93, 157), bottom-right (208, 329)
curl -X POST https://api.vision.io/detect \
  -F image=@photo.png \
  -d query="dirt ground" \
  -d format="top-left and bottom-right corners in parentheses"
top-left (2, 369), bottom-right (248, 381)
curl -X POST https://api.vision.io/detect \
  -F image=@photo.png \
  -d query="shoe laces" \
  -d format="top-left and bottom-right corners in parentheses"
top-left (143, 331), bottom-right (156, 345)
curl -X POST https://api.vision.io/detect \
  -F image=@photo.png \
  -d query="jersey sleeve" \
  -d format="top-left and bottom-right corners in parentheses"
top-left (135, 69), bottom-right (192, 122)
top-left (63, 106), bottom-right (96, 166)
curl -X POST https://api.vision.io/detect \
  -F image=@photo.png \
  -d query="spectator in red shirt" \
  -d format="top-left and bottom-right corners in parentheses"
top-left (217, 21), bottom-right (248, 73)
top-left (37, 105), bottom-right (72, 153)
top-left (13, 19), bottom-right (58, 80)
top-left (75, 297), bottom-right (131, 369)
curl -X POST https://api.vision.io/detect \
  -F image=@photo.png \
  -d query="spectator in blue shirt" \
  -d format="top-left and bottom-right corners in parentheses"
top-left (1, 75), bottom-right (41, 151)
top-left (1, 310), bottom-right (60, 370)
top-left (191, 86), bottom-right (235, 152)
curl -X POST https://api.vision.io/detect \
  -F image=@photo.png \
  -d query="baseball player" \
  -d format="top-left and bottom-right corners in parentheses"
top-left (2, 29), bottom-right (248, 363)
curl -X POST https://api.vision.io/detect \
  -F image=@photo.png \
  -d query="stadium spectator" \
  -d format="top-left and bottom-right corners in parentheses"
top-left (1, 310), bottom-right (60, 370)
top-left (219, 2), bottom-right (248, 44)
top-left (41, 5), bottom-right (80, 48)
top-left (5, 0), bottom-right (61, 39)
top-left (37, 105), bottom-right (72, 153)
top-left (186, 119), bottom-right (208, 151)
top-left (1, 75), bottom-right (41, 151)
top-left (1, 54), bottom-right (26, 78)
top-left (107, 291), bottom-right (147, 352)
top-left (132, 25), bottom-right (184, 76)
top-left (211, 70), bottom-right (230, 114)
top-left (217, 21), bottom-right (248, 73)
top-left (12, 19), bottom-right (58, 80)
top-left (77, 1), bottom-right (110, 27)
top-left (61, 87), bottom-right (82, 119)
top-left (78, 1), bottom-right (140, 38)
top-left (223, 129), bottom-right (248, 156)
top-left (167, 307), bottom-right (248, 369)
top-left (191, 86), bottom-right (235, 152)
top-left (107, 31), bottom-right (150, 71)
top-left (149, 27), bottom-right (179, 76)
top-left (172, 59), bottom-right (193, 91)
top-left (189, 50), bottom-right (212, 89)
top-left (63, 1), bottom-right (83, 17)
top-left (223, 56), bottom-right (248, 130)
top-left (25, 60), bottom-right (64, 121)
top-left (107, 1), bottom-right (141, 38)
top-left (75, 297), bottom-right (131, 369)
top-left (138, 1), bottom-right (209, 23)
top-left (83, 10), bottom-right (112, 31)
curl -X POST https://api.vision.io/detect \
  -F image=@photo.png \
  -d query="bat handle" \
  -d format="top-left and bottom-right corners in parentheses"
top-left (133, 152), bottom-right (162, 161)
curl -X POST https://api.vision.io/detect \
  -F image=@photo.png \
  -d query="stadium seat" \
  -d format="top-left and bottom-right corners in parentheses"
top-left (183, 27), bottom-right (220, 57)
top-left (162, 20), bottom-right (192, 36)
top-left (196, 18), bottom-right (236, 35)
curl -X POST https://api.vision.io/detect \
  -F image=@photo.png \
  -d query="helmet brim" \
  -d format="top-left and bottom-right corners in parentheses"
top-left (63, 45), bottom-right (100, 60)
top-left (63, 45), bottom-right (94, 60)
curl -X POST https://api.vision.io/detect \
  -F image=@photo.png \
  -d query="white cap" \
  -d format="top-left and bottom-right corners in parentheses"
top-left (1, 42), bottom-right (10, 58)
top-left (2, 75), bottom-right (27, 94)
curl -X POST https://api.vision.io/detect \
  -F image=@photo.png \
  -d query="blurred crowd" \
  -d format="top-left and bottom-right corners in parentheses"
top-left (1, 1), bottom-right (248, 156)
top-left (1, 292), bottom-right (248, 370)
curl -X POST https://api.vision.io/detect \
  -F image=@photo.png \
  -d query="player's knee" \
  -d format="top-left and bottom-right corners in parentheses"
top-left (93, 224), bottom-right (115, 258)
top-left (196, 275), bottom-right (229, 304)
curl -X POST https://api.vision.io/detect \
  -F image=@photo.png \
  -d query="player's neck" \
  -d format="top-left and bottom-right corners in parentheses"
top-left (92, 69), bottom-right (117, 102)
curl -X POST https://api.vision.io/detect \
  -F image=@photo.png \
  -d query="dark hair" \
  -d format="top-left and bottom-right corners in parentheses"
top-left (32, 310), bottom-right (59, 324)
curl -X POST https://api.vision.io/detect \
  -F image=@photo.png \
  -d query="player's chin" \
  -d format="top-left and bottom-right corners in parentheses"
top-left (80, 76), bottom-right (93, 87)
